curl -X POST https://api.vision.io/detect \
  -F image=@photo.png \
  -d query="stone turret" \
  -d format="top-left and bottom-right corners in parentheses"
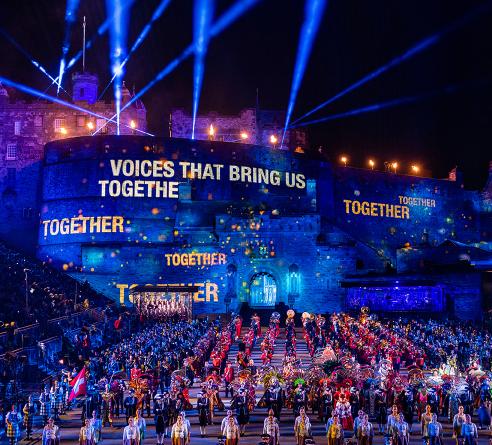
top-left (72, 72), bottom-right (99, 104)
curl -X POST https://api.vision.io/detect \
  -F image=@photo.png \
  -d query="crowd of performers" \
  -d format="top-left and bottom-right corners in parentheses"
top-left (4, 308), bottom-right (492, 445)
top-left (134, 293), bottom-right (191, 322)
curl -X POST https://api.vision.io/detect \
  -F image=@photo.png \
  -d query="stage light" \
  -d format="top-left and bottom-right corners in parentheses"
top-left (93, 0), bottom-right (261, 135)
top-left (0, 75), bottom-right (153, 136)
top-left (392, 162), bottom-right (398, 173)
top-left (270, 134), bottom-right (278, 145)
top-left (291, 1), bottom-right (492, 126)
top-left (192, 0), bottom-right (215, 140)
top-left (130, 120), bottom-right (137, 129)
top-left (60, 127), bottom-right (68, 135)
top-left (368, 159), bottom-right (375, 170)
top-left (208, 124), bottom-right (216, 140)
top-left (282, 0), bottom-right (327, 144)
top-left (98, 0), bottom-right (172, 100)
top-left (0, 27), bottom-right (70, 95)
top-left (411, 165), bottom-right (420, 173)
top-left (340, 156), bottom-right (348, 167)
top-left (87, 121), bottom-right (94, 130)
top-left (240, 131), bottom-right (249, 140)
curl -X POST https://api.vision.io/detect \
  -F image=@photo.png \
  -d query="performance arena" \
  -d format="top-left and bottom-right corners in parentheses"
top-left (37, 136), bottom-right (492, 319)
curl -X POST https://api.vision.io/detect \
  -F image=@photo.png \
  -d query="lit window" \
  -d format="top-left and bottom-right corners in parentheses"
top-left (54, 118), bottom-right (66, 133)
top-left (6, 144), bottom-right (17, 161)
top-left (14, 121), bottom-right (21, 136)
top-left (77, 115), bottom-right (86, 127)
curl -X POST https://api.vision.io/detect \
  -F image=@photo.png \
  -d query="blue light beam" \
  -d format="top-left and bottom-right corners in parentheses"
top-left (0, 27), bottom-right (70, 96)
top-left (282, 0), bottom-right (327, 146)
top-left (289, 81), bottom-right (485, 128)
top-left (0, 75), bottom-right (154, 136)
top-left (192, 0), bottom-right (215, 139)
top-left (93, 0), bottom-right (261, 136)
top-left (57, 0), bottom-right (81, 94)
top-left (98, 0), bottom-right (172, 100)
top-left (106, 0), bottom-right (131, 135)
top-left (291, 0), bottom-right (492, 125)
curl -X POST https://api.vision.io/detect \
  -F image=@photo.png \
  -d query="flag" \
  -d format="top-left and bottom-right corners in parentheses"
top-left (68, 368), bottom-right (86, 401)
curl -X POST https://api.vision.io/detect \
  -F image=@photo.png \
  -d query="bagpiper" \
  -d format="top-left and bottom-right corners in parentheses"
top-left (22, 395), bottom-right (37, 440)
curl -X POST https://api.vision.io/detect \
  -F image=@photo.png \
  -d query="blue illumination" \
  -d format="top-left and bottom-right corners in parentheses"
top-left (106, 0), bottom-right (130, 135)
top-left (98, 0), bottom-right (172, 100)
top-left (57, 0), bottom-right (80, 94)
top-left (192, 0), bottom-right (215, 139)
top-left (282, 0), bottom-right (327, 145)
top-left (93, 0), bottom-right (261, 136)
top-left (291, 0), bottom-right (492, 126)
top-left (290, 83), bottom-right (467, 128)
top-left (0, 27), bottom-right (69, 95)
top-left (0, 75), bottom-right (154, 136)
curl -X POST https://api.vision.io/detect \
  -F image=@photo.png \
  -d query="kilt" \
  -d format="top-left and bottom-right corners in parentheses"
top-left (6, 421), bottom-right (20, 439)
top-left (23, 414), bottom-right (33, 430)
top-left (40, 403), bottom-right (51, 417)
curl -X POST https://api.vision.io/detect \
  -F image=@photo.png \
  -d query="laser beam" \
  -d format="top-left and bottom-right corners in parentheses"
top-left (282, 0), bottom-right (327, 146)
top-left (0, 75), bottom-right (154, 136)
top-left (192, 0), bottom-right (215, 139)
top-left (0, 27), bottom-right (70, 96)
top-left (289, 81), bottom-right (485, 128)
top-left (106, 0), bottom-right (131, 135)
top-left (57, 0), bottom-right (81, 94)
top-left (93, 0), bottom-right (261, 136)
top-left (291, 0), bottom-right (492, 125)
top-left (99, 0), bottom-right (172, 100)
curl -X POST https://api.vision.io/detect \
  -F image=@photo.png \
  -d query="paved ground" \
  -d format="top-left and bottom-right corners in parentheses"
top-left (4, 329), bottom-right (492, 444)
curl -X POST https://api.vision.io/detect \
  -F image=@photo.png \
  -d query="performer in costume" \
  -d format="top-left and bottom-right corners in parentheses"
top-left (42, 418), bottom-right (60, 445)
top-left (263, 409), bottom-right (280, 445)
top-left (428, 414), bottom-right (443, 445)
top-left (23, 395), bottom-right (37, 440)
top-left (154, 395), bottom-right (166, 445)
top-left (135, 410), bottom-right (146, 445)
top-left (170, 414), bottom-right (188, 445)
top-left (334, 392), bottom-right (353, 430)
top-left (197, 391), bottom-right (209, 437)
top-left (233, 387), bottom-right (250, 436)
top-left (452, 405), bottom-right (466, 445)
top-left (386, 405), bottom-right (400, 445)
top-left (124, 391), bottom-right (138, 424)
top-left (222, 413), bottom-right (240, 445)
top-left (461, 415), bottom-right (478, 445)
top-left (101, 384), bottom-right (114, 427)
top-left (90, 411), bottom-right (102, 445)
top-left (224, 361), bottom-right (235, 398)
top-left (5, 405), bottom-right (22, 445)
top-left (421, 405), bottom-right (433, 445)
top-left (397, 413), bottom-right (410, 445)
top-left (122, 417), bottom-right (140, 445)
top-left (40, 386), bottom-right (52, 425)
top-left (294, 407), bottom-right (312, 445)
top-left (356, 414), bottom-right (373, 445)
top-left (293, 384), bottom-right (307, 417)
top-left (264, 379), bottom-right (283, 420)
top-left (79, 418), bottom-right (95, 445)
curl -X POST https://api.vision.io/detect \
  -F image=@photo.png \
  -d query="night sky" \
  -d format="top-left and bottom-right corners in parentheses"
top-left (1, 0), bottom-right (491, 188)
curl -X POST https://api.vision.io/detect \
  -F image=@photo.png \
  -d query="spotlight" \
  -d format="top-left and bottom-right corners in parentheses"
top-left (368, 159), bottom-right (375, 170)
top-left (392, 162), bottom-right (398, 173)
top-left (87, 121), bottom-right (94, 130)
top-left (270, 134), bottom-right (278, 145)
top-left (411, 165), bottom-right (420, 173)
top-left (282, 0), bottom-right (327, 142)
top-left (291, 1), bottom-right (492, 126)
top-left (208, 124), bottom-right (215, 140)
top-left (340, 156), bottom-right (348, 167)
top-left (240, 131), bottom-right (248, 140)
top-left (60, 127), bottom-right (68, 135)
top-left (130, 120), bottom-right (136, 129)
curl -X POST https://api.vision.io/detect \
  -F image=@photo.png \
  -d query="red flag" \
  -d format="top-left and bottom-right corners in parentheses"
top-left (68, 368), bottom-right (87, 401)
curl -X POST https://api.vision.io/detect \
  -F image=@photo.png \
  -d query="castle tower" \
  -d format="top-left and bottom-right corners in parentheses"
top-left (72, 72), bottom-right (99, 104)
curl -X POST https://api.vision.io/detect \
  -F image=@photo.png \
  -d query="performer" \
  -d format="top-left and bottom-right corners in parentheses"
top-left (40, 386), bottom-right (52, 425)
top-left (319, 386), bottom-right (333, 424)
top-left (162, 391), bottom-right (173, 438)
top-left (22, 395), bottom-right (37, 440)
top-left (397, 413), bottom-right (410, 445)
top-left (263, 409), bottom-right (280, 445)
top-left (170, 413), bottom-right (188, 445)
top-left (124, 390), bottom-right (138, 424)
top-left (355, 414), bottom-right (372, 445)
top-left (222, 413), bottom-right (240, 445)
top-left (334, 392), bottom-right (353, 431)
top-left (234, 315), bottom-right (243, 341)
top-left (453, 405), bottom-right (466, 445)
top-left (135, 410), bottom-right (146, 445)
top-left (101, 384), bottom-right (114, 427)
top-left (428, 414), bottom-right (443, 445)
top-left (264, 379), bottom-right (283, 420)
top-left (5, 405), bottom-right (22, 445)
top-left (233, 387), bottom-right (250, 436)
top-left (421, 405), bottom-right (433, 445)
top-left (461, 415), bottom-right (478, 445)
top-left (79, 418), bottom-right (95, 445)
top-left (90, 411), bottom-right (103, 445)
top-left (197, 391), bottom-right (209, 437)
top-left (224, 361), bottom-right (235, 398)
top-left (122, 417), bottom-right (140, 445)
top-left (42, 418), bottom-right (60, 445)
top-left (154, 395), bottom-right (166, 445)
top-left (386, 405), bottom-right (400, 445)
top-left (293, 384), bottom-right (307, 417)
top-left (294, 407), bottom-right (312, 445)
